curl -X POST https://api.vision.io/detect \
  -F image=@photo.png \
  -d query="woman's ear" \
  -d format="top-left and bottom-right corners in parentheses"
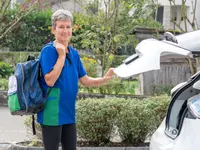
top-left (51, 26), bottom-right (55, 35)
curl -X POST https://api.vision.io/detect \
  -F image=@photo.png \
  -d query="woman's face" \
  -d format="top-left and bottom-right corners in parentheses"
top-left (52, 19), bottom-right (72, 43)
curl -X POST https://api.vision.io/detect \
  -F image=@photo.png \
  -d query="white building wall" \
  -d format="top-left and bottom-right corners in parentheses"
top-left (196, 0), bottom-right (200, 29)
top-left (52, 0), bottom-right (84, 13)
top-left (157, 0), bottom-right (190, 6)
top-left (10, 0), bottom-right (17, 9)
top-left (156, 0), bottom-right (200, 31)
top-left (162, 6), bottom-right (171, 30)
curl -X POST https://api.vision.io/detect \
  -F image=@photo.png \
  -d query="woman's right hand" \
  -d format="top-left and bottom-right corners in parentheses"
top-left (54, 42), bottom-right (66, 57)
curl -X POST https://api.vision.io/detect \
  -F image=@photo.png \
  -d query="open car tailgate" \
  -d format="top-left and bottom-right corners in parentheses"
top-left (114, 30), bottom-right (200, 78)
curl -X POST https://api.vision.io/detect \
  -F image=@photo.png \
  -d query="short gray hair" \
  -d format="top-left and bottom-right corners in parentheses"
top-left (51, 9), bottom-right (73, 28)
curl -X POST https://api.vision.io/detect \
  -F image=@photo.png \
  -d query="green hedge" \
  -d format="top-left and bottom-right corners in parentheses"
top-left (0, 9), bottom-right (136, 55)
top-left (116, 100), bottom-right (153, 144)
top-left (25, 96), bottom-right (170, 146)
top-left (1, 9), bottom-right (53, 51)
top-left (76, 99), bottom-right (122, 145)
top-left (76, 96), bottom-right (170, 145)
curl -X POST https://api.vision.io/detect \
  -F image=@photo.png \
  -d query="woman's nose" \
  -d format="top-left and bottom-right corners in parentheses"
top-left (63, 28), bottom-right (67, 32)
top-left (64, 27), bottom-right (71, 32)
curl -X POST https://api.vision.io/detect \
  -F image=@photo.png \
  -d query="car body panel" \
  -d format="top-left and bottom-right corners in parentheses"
top-left (150, 118), bottom-right (200, 150)
top-left (114, 39), bottom-right (192, 78)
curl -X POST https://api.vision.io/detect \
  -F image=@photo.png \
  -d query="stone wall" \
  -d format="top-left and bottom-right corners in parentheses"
top-left (0, 91), bottom-right (8, 106)
top-left (0, 91), bottom-right (147, 107)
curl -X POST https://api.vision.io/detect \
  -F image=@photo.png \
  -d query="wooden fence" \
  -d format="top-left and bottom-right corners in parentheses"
top-left (138, 55), bottom-right (194, 95)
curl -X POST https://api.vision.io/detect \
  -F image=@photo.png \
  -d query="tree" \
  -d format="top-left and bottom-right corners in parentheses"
top-left (169, 0), bottom-right (199, 33)
top-left (73, 0), bottom-right (162, 76)
top-left (169, 0), bottom-right (199, 74)
top-left (0, 0), bottom-right (38, 40)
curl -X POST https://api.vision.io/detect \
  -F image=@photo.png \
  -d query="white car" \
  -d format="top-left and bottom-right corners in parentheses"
top-left (114, 30), bottom-right (200, 150)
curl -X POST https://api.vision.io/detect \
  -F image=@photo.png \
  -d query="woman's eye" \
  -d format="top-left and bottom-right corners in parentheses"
top-left (59, 26), bottom-right (72, 29)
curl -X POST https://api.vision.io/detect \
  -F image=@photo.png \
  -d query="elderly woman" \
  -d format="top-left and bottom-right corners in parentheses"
top-left (37, 9), bottom-right (115, 150)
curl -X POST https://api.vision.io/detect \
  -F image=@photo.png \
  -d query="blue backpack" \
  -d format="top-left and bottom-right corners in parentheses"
top-left (7, 55), bottom-right (51, 134)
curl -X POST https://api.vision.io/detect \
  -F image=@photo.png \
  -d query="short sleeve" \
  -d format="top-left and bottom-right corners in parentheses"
top-left (77, 53), bottom-right (87, 78)
top-left (40, 45), bottom-right (58, 76)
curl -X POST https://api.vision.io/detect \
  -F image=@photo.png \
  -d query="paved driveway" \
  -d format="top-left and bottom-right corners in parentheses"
top-left (0, 106), bottom-right (32, 143)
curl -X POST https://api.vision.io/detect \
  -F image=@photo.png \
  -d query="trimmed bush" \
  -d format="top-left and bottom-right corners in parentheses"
top-left (116, 95), bottom-right (170, 145)
top-left (24, 96), bottom-right (169, 146)
top-left (76, 98), bottom-right (123, 145)
top-left (116, 99), bottom-right (154, 144)
top-left (143, 95), bottom-right (170, 133)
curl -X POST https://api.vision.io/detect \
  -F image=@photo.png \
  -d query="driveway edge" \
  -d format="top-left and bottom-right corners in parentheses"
top-left (0, 143), bottom-right (149, 150)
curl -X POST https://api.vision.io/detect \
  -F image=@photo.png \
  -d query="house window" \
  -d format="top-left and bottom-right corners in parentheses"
top-left (156, 6), bottom-right (164, 24)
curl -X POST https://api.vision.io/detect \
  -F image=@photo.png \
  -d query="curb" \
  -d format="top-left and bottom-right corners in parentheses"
top-left (0, 143), bottom-right (12, 150)
top-left (0, 143), bottom-right (149, 150)
top-left (79, 147), bottom-right (149, 150)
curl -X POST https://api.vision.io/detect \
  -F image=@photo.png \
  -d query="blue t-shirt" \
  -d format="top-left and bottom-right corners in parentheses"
top-left (37, 42), bottom-right (87, 125)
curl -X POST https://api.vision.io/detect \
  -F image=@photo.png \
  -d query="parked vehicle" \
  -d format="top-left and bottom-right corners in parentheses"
top-left (114, 30), bottom-right (200, 150)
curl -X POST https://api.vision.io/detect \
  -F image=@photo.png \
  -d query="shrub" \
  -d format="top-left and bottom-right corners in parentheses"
top-left (98, 80), bottom-right (125, 94)
top-left (0, 78), bottom-right (8, 90)
top-left (124, 79), bottom-right (137, 94)
top-left (76, 96), bottom-right (169, 146)
top-left (1, 9), bottom-right (52, 51)
top-left (143, 95), bottom-right (171, 133)
top-left (150, 84), bottom-right (174, 96)
top-left (0, 62), bottom-right (14, 78)
top-left (76, 98), bottom-right (122, 145)
top-left (116, 99), bottom-right (155, 145)
top-left (81, 56), bottom-right (99, 77)
top-left (115, 96), bottom-right (170, 145)
top-left (24, 96), bottom-right (169, 146)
